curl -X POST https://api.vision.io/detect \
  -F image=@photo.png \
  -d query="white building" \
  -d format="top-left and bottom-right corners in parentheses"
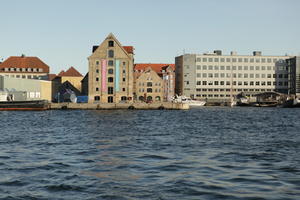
top-left (175, 51), bottom-right (291, 100)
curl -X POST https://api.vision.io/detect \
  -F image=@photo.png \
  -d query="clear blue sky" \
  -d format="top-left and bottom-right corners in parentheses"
top-left (1, 0), bottom-right (299, 74)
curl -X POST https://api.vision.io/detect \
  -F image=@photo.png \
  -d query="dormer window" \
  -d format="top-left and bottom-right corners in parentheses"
top-left (108, 40), bottom-right (114, 47)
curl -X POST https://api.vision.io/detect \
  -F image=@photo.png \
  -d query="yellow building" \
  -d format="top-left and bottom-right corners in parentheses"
top-left (57, 67), bottom-right (83, 92)
top-left (88, 33), bottom-right (134, 103)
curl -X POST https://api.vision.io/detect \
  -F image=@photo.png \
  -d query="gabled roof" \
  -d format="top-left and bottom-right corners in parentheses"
top-left (134, 63), bottom-right (175, 74)
top-left (0, 56), bottom-right (50, 73)
top-left (91, 33), bottom-right (133, 58)
top-left (57, 66), bottom-right (83, 77)
top-left (92, 45), bottom-right (134, 54)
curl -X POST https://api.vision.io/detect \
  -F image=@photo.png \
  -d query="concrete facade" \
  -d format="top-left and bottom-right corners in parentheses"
top-left (0, 75), bottom-right (52, 101)
top-left (175, 51), bottom-right (291, 100)
top-left (286, 56), bottom-right (300, 96)
top-left (88, 33), bottom-right (134, 103)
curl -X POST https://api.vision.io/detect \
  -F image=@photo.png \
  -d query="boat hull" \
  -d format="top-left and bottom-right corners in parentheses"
top-left (0, 100), bottom-right (48, 111)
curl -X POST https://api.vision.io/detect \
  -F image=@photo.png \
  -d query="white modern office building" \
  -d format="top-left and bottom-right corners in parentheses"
top-left (175, 51), bottom-right (292, 100)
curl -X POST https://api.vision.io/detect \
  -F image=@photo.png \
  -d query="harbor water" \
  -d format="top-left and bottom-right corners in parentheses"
top-left (0, 107), bottom-right (299, 200)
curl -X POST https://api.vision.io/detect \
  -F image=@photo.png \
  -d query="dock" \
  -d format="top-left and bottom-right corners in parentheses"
top-left (49, 102), bottom-right (189, 110)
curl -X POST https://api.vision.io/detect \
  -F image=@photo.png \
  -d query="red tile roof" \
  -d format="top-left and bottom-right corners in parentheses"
top-left (123, 46), bottom-right (134, 54)
top-left (0, 56), bottom-right (50, 73)
top-left (57, 66), bottom-right (83, 77)
top-left (134, 63), bottom-right (175, 74)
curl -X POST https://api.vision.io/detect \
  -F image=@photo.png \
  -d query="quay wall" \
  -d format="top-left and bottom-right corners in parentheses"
top-left (49, 102), bottom-right (189, 110)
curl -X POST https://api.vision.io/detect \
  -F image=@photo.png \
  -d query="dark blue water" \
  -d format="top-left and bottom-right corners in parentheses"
top-left (0, 107), bottom-right (299, 200)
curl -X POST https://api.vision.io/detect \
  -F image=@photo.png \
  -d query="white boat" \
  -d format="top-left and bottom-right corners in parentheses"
top-left (173, 95), bottom-right (206, 106)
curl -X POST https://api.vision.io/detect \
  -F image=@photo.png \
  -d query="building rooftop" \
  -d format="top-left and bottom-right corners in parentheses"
top-left (134, 63), bottom-right (175, 74)
top-left (0, 55), bottom-right (50, 73)
top-left (57, 66), bottom-right (83, 77)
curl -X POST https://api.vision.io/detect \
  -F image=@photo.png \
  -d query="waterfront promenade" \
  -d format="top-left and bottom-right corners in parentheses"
top-left (49, 102), bottom-right (189, 110)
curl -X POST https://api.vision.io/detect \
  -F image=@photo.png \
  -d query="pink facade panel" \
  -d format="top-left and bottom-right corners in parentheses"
top-left (101, 59), bottom-right (107, 92)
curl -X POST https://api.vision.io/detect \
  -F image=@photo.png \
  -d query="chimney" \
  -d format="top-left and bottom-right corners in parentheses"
top-left (214, 50), bottom-right (222, 55)
top-left (230, 51), bottom-right (237, 56)
top-left (253, 51), bottom-right (262, 56)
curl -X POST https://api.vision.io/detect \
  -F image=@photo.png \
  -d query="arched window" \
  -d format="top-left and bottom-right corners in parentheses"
top-left (155, 96), bottom-right (161, 101)
top-left (108, 50), bottom-right (114, 58)
top-left (147, 88), bottom-right (152, 93)
top-left (108, 68), bottom-right (114, 74)
top-left (147, 96), bottom-right (152, 101)
top-left (108, 77), bottom-right (114, 82)
top-left (108, 96), bottom-right (114, 103)
top-left (139, 96), bottom-right (144, 101)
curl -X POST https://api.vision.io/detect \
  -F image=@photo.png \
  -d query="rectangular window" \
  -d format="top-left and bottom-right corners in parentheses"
top-left (244, 81), bottom-right (248, 85)
top-left (255, 74), bottom-right (260, 78)
top-left (244, 66), bottom-right (248, 70)
top-left (214, 81), bottom-right (219, 85)
top-left (197, 73), bottom-right (201, 77)
top-left (244, 74), bottom-right (248, 78)
top-left (108, 87), bottom-right (114, 94)
top-left (214, 73), bottom-right (219, 78)
top-left (220, 81), bottom-right (224, 85)
top-left (255, 66), bottom-right (260, 70)
top-left (202, 65), bottom-right (207, 70)
top-left (197, 65), bottom-right (201, 70)
top-left (256, 81), bottom-right (260, 85)
top-left (202, 73), bottom-right (207, 78)
top-left (208, 65), bottom-right (213, 70)
top-left (208, 73), bottom-right (213, 78)
top-left (208, 58), bottom-right (213, 62)
top-left (197, 81), bottom-right (201, 85)
top-left (202, 58), bottom-right (207, 62)
top-left (220, 66), bottom-right (225, 70)
top-left (226, 58), bottom-right (231, 62)
top-left (220, 58), bottom-right (225, 62)
top-left (203, 81), bottom-right (207, 85)
top-left (244, 58), bottom-right (248, 62)
top-left (261, 74), bottom-right (266, 78)
top-left (214, 66), bottom-right (219, 70)
top-left (214, 58), bottom-right (219, 62)
top-left (108, 60), bottom-right (114, 66)
top-left (196, 58), bottom-right (201, 62)
top-left (250, 81), bottom-right (254, 85)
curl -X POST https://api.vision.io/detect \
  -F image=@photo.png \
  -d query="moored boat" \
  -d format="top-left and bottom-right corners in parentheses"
top-left (173, 95), bottom-right (206, 107)
top-left (0, 100), bottom-right (49, 111)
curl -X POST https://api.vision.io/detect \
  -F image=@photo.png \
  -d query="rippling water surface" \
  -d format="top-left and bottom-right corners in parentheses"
top-left (0, 107), bottom-right (300, 200)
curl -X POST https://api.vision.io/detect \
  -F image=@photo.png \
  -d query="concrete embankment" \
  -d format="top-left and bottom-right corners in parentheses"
top-left (49, 102), bottom-right (189, 110)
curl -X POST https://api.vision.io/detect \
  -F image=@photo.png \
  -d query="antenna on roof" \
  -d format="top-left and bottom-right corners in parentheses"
top-left (21, 54), bottom-right (25, 57)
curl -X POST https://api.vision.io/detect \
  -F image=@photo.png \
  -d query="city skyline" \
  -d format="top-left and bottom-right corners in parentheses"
top-left (1, 0), bottom-right (300, 74)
